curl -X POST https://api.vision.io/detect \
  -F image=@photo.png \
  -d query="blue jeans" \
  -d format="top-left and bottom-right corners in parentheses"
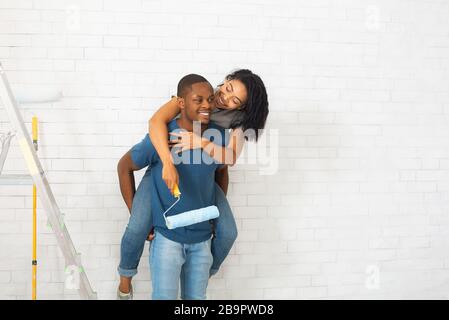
top-left (150, 231), bottom-right (212, 300)
top-left (117, 170), bottom-right (237, 278)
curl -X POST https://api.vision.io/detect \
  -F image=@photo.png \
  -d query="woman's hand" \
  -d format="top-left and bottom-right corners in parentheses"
top-left (169, 131), bottom-right (206, 152)
top-left (162, 161), bottom-right (179, 195)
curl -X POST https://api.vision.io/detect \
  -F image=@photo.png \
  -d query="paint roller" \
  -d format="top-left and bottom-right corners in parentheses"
top-left (163, 183), bottom-right (219, 230)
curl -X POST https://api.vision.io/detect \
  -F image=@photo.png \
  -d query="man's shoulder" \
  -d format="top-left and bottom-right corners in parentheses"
top-left (134, 133), bottom-right (151, 148)
top-left (208, 121), bottom-right (225, 131)
top-left (168, 119), bottom-right (179, 131)
top-left (207, 121), bottom-right (228, 135)
top-left (131, 133), bottom-right (156, 168)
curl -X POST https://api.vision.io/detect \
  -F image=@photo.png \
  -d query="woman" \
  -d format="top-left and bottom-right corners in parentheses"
top-left (117, 69), bottom-right (268, 299)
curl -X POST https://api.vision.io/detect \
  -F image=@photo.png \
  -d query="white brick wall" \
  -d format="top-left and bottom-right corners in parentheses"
top-left (1, 0), bottom-right (449, 300)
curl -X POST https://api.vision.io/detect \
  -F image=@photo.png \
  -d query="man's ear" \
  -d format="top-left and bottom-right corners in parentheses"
top-left (177, 97), bottom-right (185, 110)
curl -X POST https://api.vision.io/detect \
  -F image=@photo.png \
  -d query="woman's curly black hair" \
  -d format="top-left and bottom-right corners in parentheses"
top-left (224, 69), bottom-right (269, 142)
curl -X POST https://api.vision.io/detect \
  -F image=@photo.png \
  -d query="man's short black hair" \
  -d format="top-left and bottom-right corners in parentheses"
top-left (177, 74), bottom-right (211, 98)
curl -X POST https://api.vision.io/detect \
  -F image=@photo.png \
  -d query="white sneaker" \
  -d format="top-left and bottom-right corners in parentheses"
top-left (117, 286), bottom-right (133, 300)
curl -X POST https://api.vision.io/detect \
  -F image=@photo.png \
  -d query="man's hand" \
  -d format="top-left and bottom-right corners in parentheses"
top-left (117, 151), bottom-right (140, 213)
top-left (215, 165), bottom-right (229, 195)
top-left (146, 228), bottom-right (155, 241)
top-left (162, 161), bottom-right (179, 195)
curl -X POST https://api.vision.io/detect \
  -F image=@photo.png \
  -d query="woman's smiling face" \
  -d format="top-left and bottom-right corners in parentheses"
top-left (214, 79), bottom-right (248, 110)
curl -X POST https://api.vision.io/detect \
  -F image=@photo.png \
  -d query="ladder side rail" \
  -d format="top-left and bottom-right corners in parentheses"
top-left (0, 132), bottom-right (13, 173)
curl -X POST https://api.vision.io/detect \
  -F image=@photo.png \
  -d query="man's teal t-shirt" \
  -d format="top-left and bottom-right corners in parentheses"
top-left (131, 119), bottom-right (228, 244)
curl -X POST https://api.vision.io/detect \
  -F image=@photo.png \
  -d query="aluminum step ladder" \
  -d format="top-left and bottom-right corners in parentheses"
top-left (0, 62), bottom-right (97, 300)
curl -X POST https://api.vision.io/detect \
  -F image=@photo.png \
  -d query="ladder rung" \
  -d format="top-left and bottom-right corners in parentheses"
top-left (0, 174), bottom-right (33, 185)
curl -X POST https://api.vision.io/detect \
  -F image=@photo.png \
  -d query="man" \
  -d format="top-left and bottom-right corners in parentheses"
top-left (117, 74), bottom-right (228, 299)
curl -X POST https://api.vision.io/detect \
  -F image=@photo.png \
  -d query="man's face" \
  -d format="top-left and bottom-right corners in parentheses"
top-left (182, 82), bottom-right (215, 124)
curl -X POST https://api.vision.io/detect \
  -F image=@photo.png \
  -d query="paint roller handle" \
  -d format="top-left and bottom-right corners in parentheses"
top-left (172, 183), bottom-right (181, 198)
top-left (32, 116), bottom-right (38, 151)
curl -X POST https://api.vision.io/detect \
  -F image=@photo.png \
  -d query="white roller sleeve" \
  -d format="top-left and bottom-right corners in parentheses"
top-left (13, 85), bottom-right (62, 103)
top-left (165, 205), bottom-right (220, 230)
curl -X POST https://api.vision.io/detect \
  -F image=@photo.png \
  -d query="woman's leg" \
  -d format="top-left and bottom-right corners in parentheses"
top-left (117, 170), bottom-right (153, 292)
top-left (210, 183), bottom-right (238, 276)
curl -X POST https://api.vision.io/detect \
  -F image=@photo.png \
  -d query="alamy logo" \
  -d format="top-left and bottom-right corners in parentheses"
top-left (66, 5), bottom-right (81, 31)
top-left (365, 5), bottom-right (380, 31)
top-left (365, 265), bottom-right (380, 290)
